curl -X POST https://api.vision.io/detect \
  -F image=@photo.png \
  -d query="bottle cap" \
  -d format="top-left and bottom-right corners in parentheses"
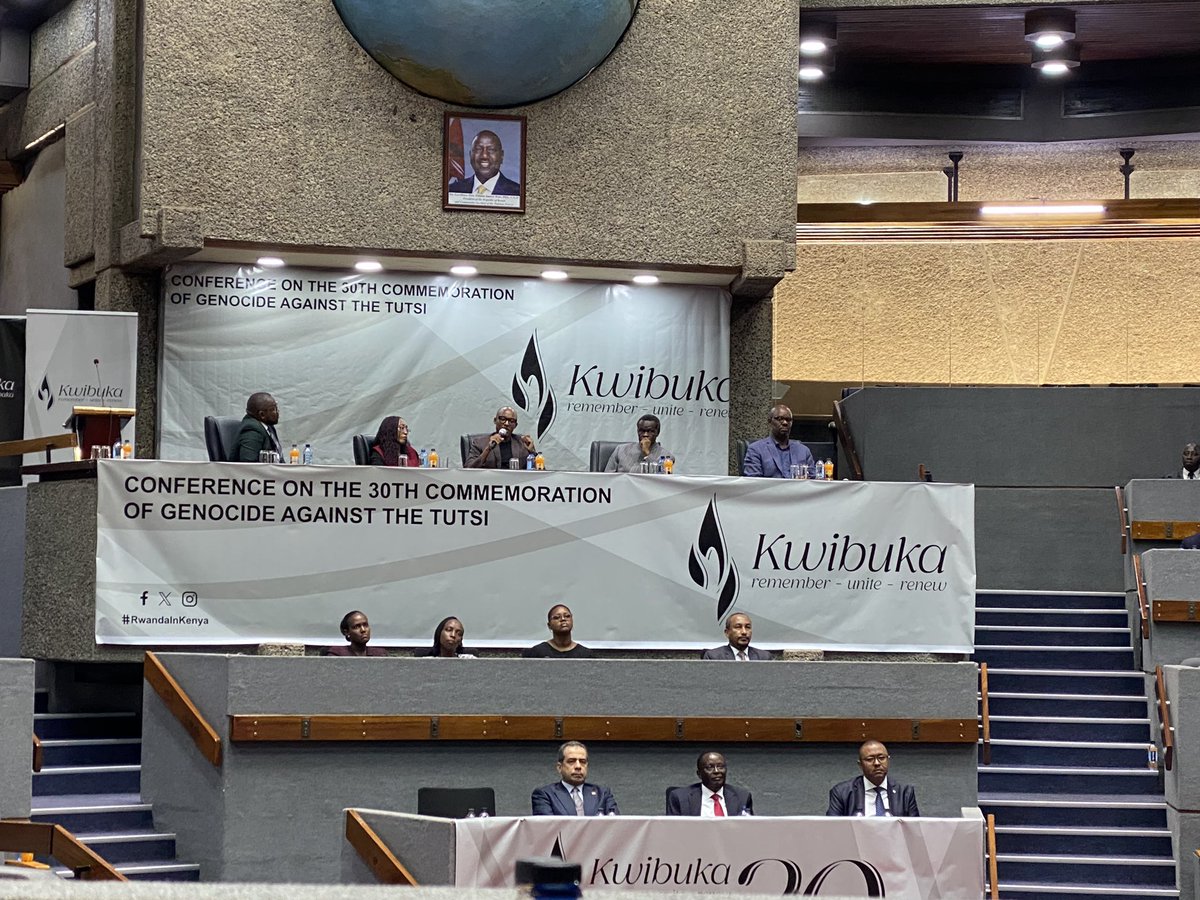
top-left (515, 858), bottom-right (582, 885)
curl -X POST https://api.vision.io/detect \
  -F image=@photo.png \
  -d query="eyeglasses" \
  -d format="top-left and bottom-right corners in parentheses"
top-left (861, 754), bottom-right (889, 764)
top-left (497, 416), bottom-right (518, 425)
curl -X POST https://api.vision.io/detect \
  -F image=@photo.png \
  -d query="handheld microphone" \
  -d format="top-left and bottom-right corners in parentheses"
top-left (497, 427), bottom-right (508, 439)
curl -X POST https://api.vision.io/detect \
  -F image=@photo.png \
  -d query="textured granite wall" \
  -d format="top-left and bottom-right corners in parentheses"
top-left (0, 657), bottom-right (35, 819)
top-left (141, 655), bottom-right (978, 882)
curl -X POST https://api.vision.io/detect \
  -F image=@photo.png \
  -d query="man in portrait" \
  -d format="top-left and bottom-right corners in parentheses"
top-left (448, 130), bottom-right (521, 197)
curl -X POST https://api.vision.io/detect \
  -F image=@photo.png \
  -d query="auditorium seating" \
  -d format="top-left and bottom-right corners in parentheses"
top-left (202, 416), bottom-right (242, 462)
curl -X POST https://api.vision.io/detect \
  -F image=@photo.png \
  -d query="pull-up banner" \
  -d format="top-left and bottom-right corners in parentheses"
top-left (95, 460), bottom-right (975, 651)
top-left (159, 264), bottom-right (731, 474)
top-left (0, 317), bottom-right (25, 486)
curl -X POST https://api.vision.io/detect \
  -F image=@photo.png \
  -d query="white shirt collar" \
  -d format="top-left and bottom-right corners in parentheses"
top-left (473, 173), bottom-right (501, 194)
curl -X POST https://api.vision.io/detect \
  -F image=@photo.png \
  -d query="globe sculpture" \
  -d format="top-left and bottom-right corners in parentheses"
top-left (332, 0), bottom-right (639, 108)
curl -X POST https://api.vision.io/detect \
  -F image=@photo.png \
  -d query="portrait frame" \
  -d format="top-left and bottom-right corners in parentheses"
top-left (443, 112), bottom-right (527, 213)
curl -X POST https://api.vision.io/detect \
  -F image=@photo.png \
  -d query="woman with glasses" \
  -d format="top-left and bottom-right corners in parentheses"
top-left (369, 415), bottom-right (420, 467)
top-left (522, 604), bottom-right (597, 658)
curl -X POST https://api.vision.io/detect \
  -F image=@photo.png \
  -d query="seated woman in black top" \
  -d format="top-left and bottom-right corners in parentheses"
top-left (414, 615), bottom-right (477, 658)
top-left (369, 415), bottom-right (420, 467)
top-left (323, 610), bottom-right (387, 656)
top-left (522, 604), bottom-right (597, 658)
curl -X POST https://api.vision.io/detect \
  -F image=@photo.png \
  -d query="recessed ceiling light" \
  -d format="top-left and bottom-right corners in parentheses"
top-left (256, 257), bottom-right (285, 268)
top-left (450, 265), bottom-right (478, 277)
top-left (354, 260), bottom-right (383, 273)
top-left (799, 20), bottom-right (837, 56)
top-left (1034, 33), bottom-right (1064, 50)
top-left (1039, 61), bottom-right (1070, 75)
top-left (632, 274), bottom-right (659, 286)
top-left (799, 65), bottom-right (826, 82)
top-left (800, 39), bottom-right (829, 56)
top-left (541, 270), bottom-right (569, 281)
top-left (1024, 9), bottom-right (1076, 48)
top-left (1031, 40), bottom-right (1081, 74)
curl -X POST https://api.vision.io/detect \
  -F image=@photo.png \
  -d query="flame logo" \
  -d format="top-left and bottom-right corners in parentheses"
top-left (37, 374), bottom-right (53, 410)
top-left (688, 496), bottom-right (740, 621)
top-left (511, 331), bottom-right (556, 440)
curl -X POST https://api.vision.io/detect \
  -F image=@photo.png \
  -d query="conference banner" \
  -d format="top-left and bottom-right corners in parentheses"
top-left (452, 815), bottom-right (984, 897)
top-left (0, 317), bottom-right (24, 486)
top-left (95, 460), bottom-right (975, 650)
top-left (24, 309), bottom-right (138, 463)
top-left (159, 264), bottom-right (731, 474)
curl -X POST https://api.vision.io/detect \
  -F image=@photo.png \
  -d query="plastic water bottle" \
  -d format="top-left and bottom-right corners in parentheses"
top-left (289, 443), bottom-right (300, 465)
top-left (663, 455), bottom-right (674, 474)
top-left (419, 448), bottom-right (428, 467)
top-left (302, 443), bottom-right (313, 465)
top-left (526, 452), bottom-right (535, 470)
top-left (478, 808), bottom-right (490, 818)
top-left (1149, 743), bottom-right (1159, 770)
top-left (814, 459), bottom-right (825, 480)
top-left (428, 447), bottom-right (439, 468)
top-left (465, 808), bottom-right (476, 818)
top-left (824, 459), bottom-right (834, 480)
top-left (112, 439), bottom-right (122, 459)
top-left (122, 439), bottom-right (133, 459)
top-left (657, 455), bottom-right (665, 474)
top-left (534, 450), bottom-right (545, 471)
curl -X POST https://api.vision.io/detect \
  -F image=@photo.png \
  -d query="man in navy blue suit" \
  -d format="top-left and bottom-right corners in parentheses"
top-left (448, 131), bottom-right (521, 197)
top-left (665, 751), bottom-right (754, 816)
top-left (742, 405), bottom-right (815, 478)
top-left (531, 741), bottom-right (620, 816)
top-left (826, 740), bottom-right (920, 817)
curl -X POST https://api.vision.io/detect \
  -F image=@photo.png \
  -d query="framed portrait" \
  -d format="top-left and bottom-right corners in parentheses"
top-left (443, 112), bottom-right (527, 213)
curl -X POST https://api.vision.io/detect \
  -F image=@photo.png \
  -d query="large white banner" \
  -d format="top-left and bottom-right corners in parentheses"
top-left (24, 310), bottom-right (137, 463)
top-left (160, 264), bottom-right (731, 473)
top-left (453, 815), bottom-right (984, 897)
top-left (95, 460), bottom-right (975, 650)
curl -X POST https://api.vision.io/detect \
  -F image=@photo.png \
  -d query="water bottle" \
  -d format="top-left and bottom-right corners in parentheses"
top-left (419, 448), bottom-right (428, 467)
top-left (814, 459), bottom-right (825, 480)
top-left (428, 447), bottom-right (439, 468)
top-left (534, 450), bottom-right (545, 471)
top-left (1148, 743), bottom-right (1159, 770)
top-left (122, 439), bottom-right (133, 459)
top-left (112, 439), bottom-right (122, 459)
top-left (657, 455), bottom-right (665, 474)
top-left (478, 808), bottom-right (490, 818)
top-left (526, 452), bottom-right (535, 470)
top-left (289, 443), bottom-right (300, 465)
top-left (302, 443), bottom-right (313, 465)
top-left (824, 459), bottom-right (834, 480)
top-left (663, 455), bottom-right (674, 474)
top-left (465, 808), bottom-right (476, 818)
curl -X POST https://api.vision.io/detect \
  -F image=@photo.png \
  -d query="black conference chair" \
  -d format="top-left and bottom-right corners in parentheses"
top-left (664, 785), bottom-right (683, 815)
top-left (203, 415), bottom-right (243, 462)
top-left (417, 786), bottom-right (496, 819)
top-left (735, 438), bottom-right (748, 476)
top-left (588, 440), bottom-right (623, 472)
top-left (460, 433), bottom-right (491, 467)
top-left (351, 434), bottom-right (374, 465)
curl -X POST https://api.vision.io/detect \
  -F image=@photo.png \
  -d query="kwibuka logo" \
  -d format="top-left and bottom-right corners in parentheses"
top-left (37, 374), bottom-right (53, 410)
top-left (688, 496), bottom-right (740, 621)
top-left (511, 331), bottom-right (557, 440)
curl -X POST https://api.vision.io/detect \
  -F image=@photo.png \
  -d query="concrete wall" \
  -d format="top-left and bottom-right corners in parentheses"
top-left (1162, 665), bottom-right (1200, 900)
top-left (0, 141), bottom-right (76, 314)
top-left (0, 486), bottom-right (26, 658)
top-left (1142, 551), bottom-right (1200, 672)
top-left (140, 654), bottom-right (978, 883)
top-left (0, 657), bottom-right (35, 818)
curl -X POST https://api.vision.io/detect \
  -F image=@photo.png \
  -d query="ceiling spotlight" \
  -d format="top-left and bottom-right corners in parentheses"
top-left (799, 64), bottom-right (828, 82)
top-left (450, 265), bottom-right (478, 277)
top-left (1031, 40), bottom-right (1080, 74)
top-left (632, 274), bottom-right (659, 286)
top-left (354, 260), bottom-right (383, 273)
top-left (1024, 9), bottom-right (1076, 49)
top-left (799, 19), bottom-right (837, 56)
top-left (256, 256), bottom-right (285, 268)
top-left (540, 270), bottom-right (569, 281)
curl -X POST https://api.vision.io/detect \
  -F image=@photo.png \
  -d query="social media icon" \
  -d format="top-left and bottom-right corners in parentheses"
top-left (181, 591), bottom-right (198, 607)
top-left (139, 591), bottom-right (149, 605)
top-left (158, 591), bottom-right (173, 606)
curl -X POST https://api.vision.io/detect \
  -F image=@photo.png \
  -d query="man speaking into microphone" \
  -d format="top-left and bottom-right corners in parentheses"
top-left (466, 405), bottom-right (535, 469)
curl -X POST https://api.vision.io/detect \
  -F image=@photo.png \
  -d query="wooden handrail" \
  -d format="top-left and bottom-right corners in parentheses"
top-left (32, 734), bottom-right (43, 773)
top-left (143, 651), bottom-right (222, 767)
top-left (231, 714), bottom-right (977, 744)
top-left (1114, 486), bottom-right (1129, 555)
top-left (0, 820), bottom-right (126, 880)
top-left (1155, 665), bottom-right (1174, 772)
top-left (0, 432), bottom-right (77, 462)
top-left (986, 813), bottom-right (999, 900)
top-left (979, 663), bottom-right (991, 766)
top-left (831, 399), bottom-right (864, 481)
top-left (1133, 553), bottom-right (1150, 640)
top-left (345, 809), bottom-right (418, 885)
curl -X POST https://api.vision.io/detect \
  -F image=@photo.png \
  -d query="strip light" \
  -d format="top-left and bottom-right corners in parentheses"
top-left (980, 204), bottom-right (1106, 216)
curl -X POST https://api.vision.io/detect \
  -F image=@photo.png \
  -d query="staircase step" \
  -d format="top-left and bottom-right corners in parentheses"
top-left (982, 738), bottom-right (1155, 768)
top-left (979, 766), bottom-right (1162, 795)
top-left (74, 831), bottom-right (178, 864)
top-left (33, 765), bottom-right (140, 796)
top-left (53, 861), bottom-right (201, 882)
top-left (39, 738), bottom-right (141, 767)
top-left (995, 824), bottom-right (1173, 856)
top-left (978, 609), bottom-right (1130, 628)
top-left (994, 853), bottom-right (1177, 886)
top-left (997, 882), bottom-right (1179, 899)
top-left (980, 793), bottom-right (1167, 828)
top-left (987, 694), bottom-right (1148, 718)
top-left (978, 592), bottom-right (1126, 611)
top-left (33, 712), bottom-right (140, 740)
top-left (973, 647), bottom-right (1135, 670)
top-left (984, 669), bottom-right (1147, 697)
top-left (976, 626), bottom-right (1132, 647)
top-left (983, 715), bottom-right (1151, 742)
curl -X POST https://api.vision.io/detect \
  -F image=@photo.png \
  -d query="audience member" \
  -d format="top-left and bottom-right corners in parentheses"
top-left (666, 751), bottom-right (753, 816)
top-left (236, 391), bottom-right (282, 461)
top-left (742, 404), bottom-right (814, 478)
top-left (701, 612), bottom-right (771, 661)
top-left (323, 610), bottom-right (386, 657)
top-left (522, 604), bottom-right (597, 658)
top-left (531, 741), bottom-right (619, 816)
top-left (1166, 442), bottom-right (1200, 480)
top-left (466, 406), bottom-right (535, 469)
top-left (414, 616), bottom-right (477, 658)
top-left (604, 414), bottom-right (672, 473)
top-left (826, 739), bottom-right (920, 817)
top-left (1182, 534), bottom-right (1200, 549)
top-left (369, 415), bottom-right (420, 467)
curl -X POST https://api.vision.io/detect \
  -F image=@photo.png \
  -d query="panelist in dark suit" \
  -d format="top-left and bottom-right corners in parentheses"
top-left (236, 391), bottom-right (282, 461)
top-left (531, 741), bottom-right (620, 816)
top-left (322, 610), bottom-right (386, 657)
top-left (447, 131), bottom-right (521, 196)
top-left (701, 613), bottom-right (772, 661)
top-left (1165, 442), bottom-right (1200, 480)
top-left (666, 751), bottom-right (754, 816)
top-left (826, 740), bottom-right (920, 817)
top-left (466, 406), bottom-right (536, 469)
top-left (742, 404), bottom-right (815, 478)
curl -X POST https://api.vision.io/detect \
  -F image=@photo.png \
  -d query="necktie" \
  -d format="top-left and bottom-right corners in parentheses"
top-left (572, 787), bottom-right (584, 816)
top-left (737, 650), bottom-right (747, 661)
top-left (874, 787), bottom-right (885, 817)
top-left (712, 793), bottom-right (725, 817)
top-left (476, 184), bottom-right (487, 195)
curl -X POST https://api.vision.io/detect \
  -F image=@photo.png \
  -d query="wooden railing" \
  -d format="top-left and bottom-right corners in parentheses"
top-left (0, 820), bottom-right (126, 880)
top-left (32, 734), bottom-right (43, 773)
top-left (344, 809), bottom-right (418, 885)
top-left (0, 432), bottom-right (77, 463)
top-left (979, 663), bottom-right (991, 766)
top-left (143, 651), bottom-right (222, 767)
top-left (1155, 665), bottom-right (1174, 772)
top-left (986, 813), bottom-right (999, 900)
top-left (1133, 553), bottom-right (1150, 640)
top-left (231, 714), bottom-right (977, 744)
top-left (1114, 486), bottom-right (1129, 555)
top-left (831, 399), bottom-right (864, 480)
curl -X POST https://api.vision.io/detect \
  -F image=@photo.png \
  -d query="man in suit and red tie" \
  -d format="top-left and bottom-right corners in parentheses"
top-left (530, 741), bottom-right (620, 816)
top-left (826, 740), bottom-right (921, 817)
top-left (665, 751), bottom-right (754, 816)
